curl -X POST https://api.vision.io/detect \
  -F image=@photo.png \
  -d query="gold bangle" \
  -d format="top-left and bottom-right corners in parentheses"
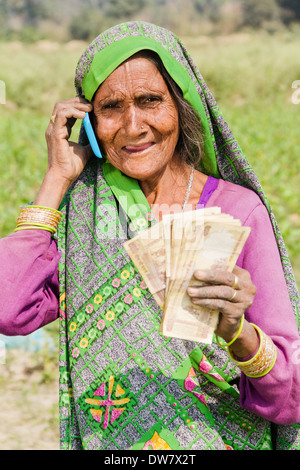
top-left (19, 205), bottom-right (62, 217)
top-left (19, 206), bottom-right (62, 218)
top-left (15, 206), bottom-right (62, 234)
top-left (14, 225), bottom-right (55, 234)
top-left (216, 314), bottom-right (245, 349)
top-left (228, 323), bottom-right (277, 378)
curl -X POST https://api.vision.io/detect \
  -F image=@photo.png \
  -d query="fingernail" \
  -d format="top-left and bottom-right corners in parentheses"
top-left (194, 270), bottom-right (204, 278)
top-left (187, 287), bottom-right (196, 294)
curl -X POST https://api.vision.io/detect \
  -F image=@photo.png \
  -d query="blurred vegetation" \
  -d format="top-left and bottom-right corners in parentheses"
top-left (0, 0), bottom-right (300, 42)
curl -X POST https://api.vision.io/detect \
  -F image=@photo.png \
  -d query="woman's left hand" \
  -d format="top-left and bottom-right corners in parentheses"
top-left (187, 265), bottom-right (257, 343)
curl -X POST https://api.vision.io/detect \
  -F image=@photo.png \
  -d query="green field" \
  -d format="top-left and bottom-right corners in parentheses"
top-left (1, 33), bottom-right (299, 282)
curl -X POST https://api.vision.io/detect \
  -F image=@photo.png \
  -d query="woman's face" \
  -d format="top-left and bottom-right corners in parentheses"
top-left (92, 54), bottom-right (180, 182)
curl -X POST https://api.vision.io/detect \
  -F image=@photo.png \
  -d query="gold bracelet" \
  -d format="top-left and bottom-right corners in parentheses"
top-left (227, 323), bottom-right (277, 378)
top-left (15, 205), bottom-right (62, 234)
top-left (14, 225), bottom-right (56, 234)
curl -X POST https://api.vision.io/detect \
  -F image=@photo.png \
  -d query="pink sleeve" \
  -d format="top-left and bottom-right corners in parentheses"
top-left (237, 203), bottom-right (300, 425)
top-left (206, 181), bottom-right (300, 425)
top-left (0, 230), bottom-right (60, 336)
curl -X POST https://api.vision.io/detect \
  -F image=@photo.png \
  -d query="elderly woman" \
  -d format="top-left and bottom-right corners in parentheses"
top-left (0, 21), bottom-right (299, 451)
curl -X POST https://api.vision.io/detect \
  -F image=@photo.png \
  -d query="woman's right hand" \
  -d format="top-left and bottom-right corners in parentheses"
top-left (45, 96), bottom-right (94, 186)
top-left (33, 97), bottom-right (94, 210)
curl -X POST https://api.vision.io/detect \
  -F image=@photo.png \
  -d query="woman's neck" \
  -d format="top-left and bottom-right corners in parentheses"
top-left (139, 162), bottom-right (207, 221)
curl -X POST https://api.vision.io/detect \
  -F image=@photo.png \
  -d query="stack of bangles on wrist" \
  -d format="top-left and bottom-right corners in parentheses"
top-left (216, 315), bottom-right (277, 378)
top-left (15, 205), bottom-right (62, 234)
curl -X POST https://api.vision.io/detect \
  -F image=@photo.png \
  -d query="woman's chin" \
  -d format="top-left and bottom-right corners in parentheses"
top-left (108, 152), bottom-right (163, 181)
top-left (120, 164), bottom-right (157, 181)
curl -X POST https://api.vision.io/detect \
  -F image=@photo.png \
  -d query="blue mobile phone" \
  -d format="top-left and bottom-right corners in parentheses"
top-left (83, 112), bottom-right (103, 159)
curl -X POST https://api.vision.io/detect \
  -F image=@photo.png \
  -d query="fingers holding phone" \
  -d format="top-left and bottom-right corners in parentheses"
top-left (46, 97), bottom-right (94, 186)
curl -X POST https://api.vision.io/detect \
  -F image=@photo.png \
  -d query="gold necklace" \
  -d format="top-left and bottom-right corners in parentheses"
top-left (182, 166), bottom-right (194, 211)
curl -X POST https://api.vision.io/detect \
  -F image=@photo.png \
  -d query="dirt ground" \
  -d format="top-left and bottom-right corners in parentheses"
top-left (0, 348), bottom-right (60, 450)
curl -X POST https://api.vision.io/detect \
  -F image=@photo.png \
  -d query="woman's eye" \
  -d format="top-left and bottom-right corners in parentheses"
top-left (103, 104), bottom-right (115, 109)
top-left (143, 96), bottom-right (161, 105)
top-left (102, 101), bottom-right (120, 110)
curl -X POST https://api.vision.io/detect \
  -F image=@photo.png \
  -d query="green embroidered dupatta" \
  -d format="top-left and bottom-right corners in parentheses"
top-left (57, 21), bottom-right (300, 450)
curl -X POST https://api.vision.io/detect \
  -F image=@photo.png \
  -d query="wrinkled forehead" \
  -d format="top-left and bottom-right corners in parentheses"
top-left (92, 53), bottom-right (169, 99)
top-left (92, 55), bottom-right (174, 108)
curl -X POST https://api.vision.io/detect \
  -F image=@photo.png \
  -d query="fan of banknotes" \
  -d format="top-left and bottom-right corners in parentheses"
top-left (123, 207), bottom-right (250, 344)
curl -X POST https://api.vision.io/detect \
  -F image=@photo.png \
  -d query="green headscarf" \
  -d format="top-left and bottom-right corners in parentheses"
top-left (80, 33), bottom-right (218, 177)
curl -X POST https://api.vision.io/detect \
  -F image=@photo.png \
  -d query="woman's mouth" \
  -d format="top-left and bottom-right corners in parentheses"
top-left (122, 142), bottom-right (154, 154)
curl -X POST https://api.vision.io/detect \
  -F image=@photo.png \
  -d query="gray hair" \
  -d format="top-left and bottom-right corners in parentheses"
top-left (141, 50), bottom-right (204, 167)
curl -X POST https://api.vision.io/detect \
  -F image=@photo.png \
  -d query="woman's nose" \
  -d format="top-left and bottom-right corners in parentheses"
top-left (123, 105), bottom-right (145, 135)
